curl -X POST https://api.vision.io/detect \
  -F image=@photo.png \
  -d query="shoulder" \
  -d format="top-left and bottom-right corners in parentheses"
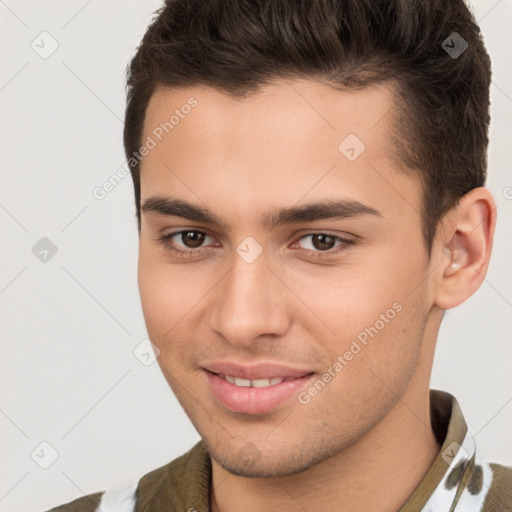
top-left (482, 462), bottom-right (512, 511)
top-left (44, 478), bottom-right (139, 512)
top-left (134, 441), bottom-right (210, 510)
top-left (44, 492), bottom-right (104, 512)
top-left (43, 442), bottom-right (208, 512)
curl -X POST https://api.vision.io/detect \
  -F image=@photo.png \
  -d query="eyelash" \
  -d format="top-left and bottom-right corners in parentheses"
top-left (157, 230), bottom-right (355, 260)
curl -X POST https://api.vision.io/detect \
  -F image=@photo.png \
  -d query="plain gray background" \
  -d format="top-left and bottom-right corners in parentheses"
top-left (1, 1), bottom-right (511, 511)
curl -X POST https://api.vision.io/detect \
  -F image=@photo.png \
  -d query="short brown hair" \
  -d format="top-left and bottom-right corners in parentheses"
top-left (123, 0), bottom-right (491, 254)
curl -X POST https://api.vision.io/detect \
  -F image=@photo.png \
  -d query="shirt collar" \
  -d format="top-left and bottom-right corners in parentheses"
top-left (398, 388), bottom-right (478, 511)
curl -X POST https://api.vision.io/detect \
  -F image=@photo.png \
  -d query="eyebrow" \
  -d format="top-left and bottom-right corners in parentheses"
top-left (141, 195), bottom-right (383, 231)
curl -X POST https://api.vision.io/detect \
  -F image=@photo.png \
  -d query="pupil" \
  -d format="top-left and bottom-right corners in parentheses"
top-left (314, 234), bottom-right (333, 251)
top-left (183, 231), bottom-right (204, 248)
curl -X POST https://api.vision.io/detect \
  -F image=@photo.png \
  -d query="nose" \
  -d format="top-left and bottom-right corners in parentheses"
top-left (207, 249), bottom-right (291, 347)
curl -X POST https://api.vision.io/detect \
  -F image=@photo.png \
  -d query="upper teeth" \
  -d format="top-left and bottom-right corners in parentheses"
top-left (222, 375), bottom-right (285, 387)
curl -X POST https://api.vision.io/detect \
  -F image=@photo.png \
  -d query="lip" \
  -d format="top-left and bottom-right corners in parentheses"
top-left (202, 361), bottom-right (313, 380)
top-left (203, 365), bottom-right (316, 415)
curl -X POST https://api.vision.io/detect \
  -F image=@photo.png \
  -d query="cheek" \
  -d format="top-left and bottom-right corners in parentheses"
top-left (137, 249), bottom-right (219, 368)
top-left (137, 249), bottom-right (188, 345)
top-left (138, 246), bottom-right (200, 325)
top-left (292, 262), bottom-right (413, 342)
top-left (294, 247), bottom-right (429, 379)
top-left (298, 291), bottom-right (427, 429)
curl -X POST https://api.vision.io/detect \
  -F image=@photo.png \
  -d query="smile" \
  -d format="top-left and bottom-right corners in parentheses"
top-left (219, 374), bottom-right (294, 387)
top-left (204, 370), bottom-right (316, 414)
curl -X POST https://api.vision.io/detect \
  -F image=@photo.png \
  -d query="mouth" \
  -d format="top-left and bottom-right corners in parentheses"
top-left (217, 374), bottom-right (297, 387)
top-left (203, 368), bottom-right (316, 415)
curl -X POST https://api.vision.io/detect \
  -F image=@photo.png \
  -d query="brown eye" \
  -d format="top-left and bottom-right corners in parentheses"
top-left (158, 230), bottom-right (214, 256)
top-left (310, 234), bottom-right (336, 251)
top-left (298, 233), bottom-right (339, 252)
top-left (180, 231), bottom-right (206, 248)
top-left (293, 232), bottom-right (354, 259)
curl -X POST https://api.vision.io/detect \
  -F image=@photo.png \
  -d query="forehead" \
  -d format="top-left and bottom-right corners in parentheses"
top-left (139, 78), bottom-right (421, 227)
top-left (142, 78), bottom-right (398, 147)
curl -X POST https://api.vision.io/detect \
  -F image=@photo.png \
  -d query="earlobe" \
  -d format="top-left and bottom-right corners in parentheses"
top-left (433, 187), bottom-right (497, 310)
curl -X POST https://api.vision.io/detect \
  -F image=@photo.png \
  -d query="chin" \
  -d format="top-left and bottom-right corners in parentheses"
top-left (204, 437), bottom-right (337, 478)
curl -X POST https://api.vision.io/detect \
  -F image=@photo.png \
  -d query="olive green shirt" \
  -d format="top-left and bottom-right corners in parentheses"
top-left (46, 389), bottom-right (512, 511)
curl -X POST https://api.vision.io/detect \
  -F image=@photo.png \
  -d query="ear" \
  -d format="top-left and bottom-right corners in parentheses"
top-left (432, 187), bottom-right (497, 310)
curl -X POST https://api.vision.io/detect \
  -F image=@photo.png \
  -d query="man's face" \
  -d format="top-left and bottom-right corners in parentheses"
top-left (137, 79), bottom-right (435, 477)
